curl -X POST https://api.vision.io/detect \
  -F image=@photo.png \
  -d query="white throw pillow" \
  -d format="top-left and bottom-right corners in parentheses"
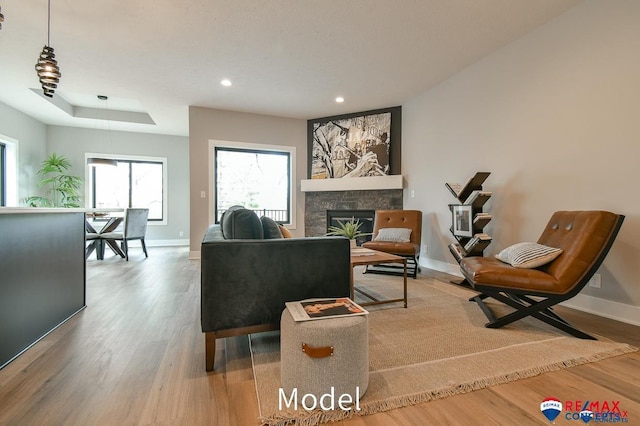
top-left (374, 228), bottom-right (412, 243)
top-left (495, 242), bottom-right (563, 269)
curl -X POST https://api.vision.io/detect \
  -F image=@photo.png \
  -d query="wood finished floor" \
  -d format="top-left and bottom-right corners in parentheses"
top-left (0, 247), bottom-right (638, 425)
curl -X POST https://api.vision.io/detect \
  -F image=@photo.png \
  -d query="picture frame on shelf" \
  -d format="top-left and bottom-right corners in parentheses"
top-left (452, 205), bottom-right (473, 237)
top-left (307, 106), bottom-right (401, 180)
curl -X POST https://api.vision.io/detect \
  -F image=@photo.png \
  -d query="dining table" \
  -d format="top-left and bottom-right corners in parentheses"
top-left (85, 208), bottom-right (125, 260)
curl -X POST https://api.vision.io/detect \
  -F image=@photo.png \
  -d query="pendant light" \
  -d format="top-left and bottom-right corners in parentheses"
top-left (0, 6), bottom-right (5, 30)
top-left (35, 0), bottom-right (61, 97)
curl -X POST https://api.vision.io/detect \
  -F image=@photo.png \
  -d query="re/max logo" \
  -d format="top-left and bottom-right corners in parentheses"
top-left (565, 400), bottom-right (626, 415)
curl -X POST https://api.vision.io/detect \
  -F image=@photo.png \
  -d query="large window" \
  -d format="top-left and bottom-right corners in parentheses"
top-left (89, 155), bottom-right (166, 222)
top-left (213, 143), bottom-right (294, 224)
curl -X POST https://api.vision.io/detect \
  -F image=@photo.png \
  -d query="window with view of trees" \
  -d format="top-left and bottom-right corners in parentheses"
top-left (91, 158), bottom-right (164, 221)
top-left (214, 146), bottom-right (291, 224)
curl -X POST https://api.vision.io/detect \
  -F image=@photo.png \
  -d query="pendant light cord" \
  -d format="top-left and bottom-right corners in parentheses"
top-left (47, 0), bottom-right (51, 46)
top-left (35, 0), bottom-right (61, 97)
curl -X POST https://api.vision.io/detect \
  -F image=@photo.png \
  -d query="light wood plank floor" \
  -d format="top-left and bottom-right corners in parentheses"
top-left (0, 247), bottom-right (638, 425)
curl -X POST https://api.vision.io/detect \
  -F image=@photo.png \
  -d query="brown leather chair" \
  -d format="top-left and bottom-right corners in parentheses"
top-left (460, 211), bottom-right (624, 339)
top-left (362, 210), bottom-right (422, 278)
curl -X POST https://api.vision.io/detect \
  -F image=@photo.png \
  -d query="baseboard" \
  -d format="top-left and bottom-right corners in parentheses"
top-left (420, 257), bottom-right (640, 327)
top-left (189, 251), bottom-right (201, 260)
top-left (420, 258), bottom-right (463, 277)
top-left (561, 294), bottom-right (640, 327)
top-left (125, 239), bottom-right (189, 247)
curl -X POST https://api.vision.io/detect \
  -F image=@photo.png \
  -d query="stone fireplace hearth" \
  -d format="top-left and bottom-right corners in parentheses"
top-left (304, 189), bottom-right (403, 237)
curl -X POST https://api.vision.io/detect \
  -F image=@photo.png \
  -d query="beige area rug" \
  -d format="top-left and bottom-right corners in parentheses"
top-left (250, 271), bottom-right (637, 426)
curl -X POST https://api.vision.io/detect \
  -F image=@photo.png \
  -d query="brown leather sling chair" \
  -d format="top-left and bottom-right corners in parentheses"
top-left (460, 211), bottom-right (624, 339)
top-left (362, 210), bottom-right (423, 279)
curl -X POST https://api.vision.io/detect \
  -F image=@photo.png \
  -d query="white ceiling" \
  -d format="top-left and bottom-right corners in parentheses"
top-left (0, 0), bottom-right (581, 137)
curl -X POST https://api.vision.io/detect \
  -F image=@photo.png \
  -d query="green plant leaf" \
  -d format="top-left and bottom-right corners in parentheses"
top-left (24, 196), bottom-right (53, 207)
top-left (24, 153), bottom-right (83, 208)
top-left (326, 218), bottom-right (371, 239)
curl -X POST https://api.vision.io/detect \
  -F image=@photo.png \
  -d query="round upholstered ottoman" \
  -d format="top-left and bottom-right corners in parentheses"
top-left (280, 308), bottom-right (369, 407)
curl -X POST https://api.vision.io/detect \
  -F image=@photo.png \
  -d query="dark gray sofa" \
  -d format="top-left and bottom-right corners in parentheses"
top-left (200, 211), bottom-right (351, 371)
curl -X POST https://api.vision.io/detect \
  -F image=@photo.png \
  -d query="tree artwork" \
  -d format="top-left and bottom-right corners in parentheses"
top-left (311, 111), bottom-right (391, 179)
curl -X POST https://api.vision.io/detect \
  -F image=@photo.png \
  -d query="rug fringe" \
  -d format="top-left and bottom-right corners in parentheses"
top-left (257, 344), bottom-right (637, 426)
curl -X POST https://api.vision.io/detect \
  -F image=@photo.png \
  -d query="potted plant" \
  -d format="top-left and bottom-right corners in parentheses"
top-left (326, 218), bottom-right (371, 247)
top-left (25, 153), bottom-right (83, 207)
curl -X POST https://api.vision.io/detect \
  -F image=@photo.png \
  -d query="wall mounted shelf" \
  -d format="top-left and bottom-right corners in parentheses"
top-left (300, 175), bottom-right (403, 192)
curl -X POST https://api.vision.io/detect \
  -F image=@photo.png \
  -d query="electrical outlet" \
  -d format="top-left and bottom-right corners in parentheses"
top-left (179, 231), bottom-right (184, 237)
top-left (422, 244), bottom-right (428, 254)
top-left (588, 273), bottom-right (601, 288)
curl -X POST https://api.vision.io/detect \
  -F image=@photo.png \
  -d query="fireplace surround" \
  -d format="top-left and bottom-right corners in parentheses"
top-left (304, 189), bottom-right (403, 237)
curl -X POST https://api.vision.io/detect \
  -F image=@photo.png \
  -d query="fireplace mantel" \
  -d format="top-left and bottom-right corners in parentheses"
top-left (300, 175), bottom-right (403, 192)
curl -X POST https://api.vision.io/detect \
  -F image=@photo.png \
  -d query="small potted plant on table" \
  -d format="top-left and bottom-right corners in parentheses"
top-left (326, 218), bottom-right (371, 248)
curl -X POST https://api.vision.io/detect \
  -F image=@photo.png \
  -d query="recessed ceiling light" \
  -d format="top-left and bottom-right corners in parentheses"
top-left (221, 79), bottom-right (232, 87)
top-left (335, 97), bottom-right (344, 103)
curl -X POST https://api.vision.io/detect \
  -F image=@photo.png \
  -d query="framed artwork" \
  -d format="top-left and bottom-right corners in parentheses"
top-left (452, 205), bottom-right (473, 237)
top-left (307, 106), bottom-right (401, 179)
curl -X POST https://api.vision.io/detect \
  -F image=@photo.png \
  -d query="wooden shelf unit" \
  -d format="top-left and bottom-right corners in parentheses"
top-left (445, 172), bottom-right (492, 263)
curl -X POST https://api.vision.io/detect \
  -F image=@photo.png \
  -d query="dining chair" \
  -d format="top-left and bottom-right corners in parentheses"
top-left (100, 208), bottom-right (149, 261)
top-left (85, 231), bottom-right (101, 260)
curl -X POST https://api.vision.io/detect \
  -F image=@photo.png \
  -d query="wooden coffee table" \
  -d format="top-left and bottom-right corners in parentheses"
top-left (350, 248), bottom-right (407, 307)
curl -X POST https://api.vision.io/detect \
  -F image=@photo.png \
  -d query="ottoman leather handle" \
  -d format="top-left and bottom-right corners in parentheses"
top-left (302, 343), bottom-right (334, 358)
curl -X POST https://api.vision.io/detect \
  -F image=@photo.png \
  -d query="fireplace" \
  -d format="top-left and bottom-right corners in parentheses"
top-left (326, 209), bottom-right (375, 246)
top-left (304, 189), bottom-right (403, 237)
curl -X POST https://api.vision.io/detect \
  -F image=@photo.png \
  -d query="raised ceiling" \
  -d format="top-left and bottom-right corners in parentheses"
top-left (0, 0), bottom-right (580, 136)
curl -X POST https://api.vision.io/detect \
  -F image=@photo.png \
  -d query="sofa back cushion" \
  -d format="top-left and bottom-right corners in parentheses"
top-left (261, 216), bottom-right (283, 239)
top-left (222, 207), bottom-right (264, 239)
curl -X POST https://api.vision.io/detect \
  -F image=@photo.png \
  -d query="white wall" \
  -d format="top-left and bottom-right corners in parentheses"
top-left (47, 126), bottom-right (190, 243)
top-left (0, 103), bottom-right (190, 243)
top-left (0, 101), bottom-right (47, 203)
top-left (188, 107), bottom-right (306, 257)
top-left (402, 0), bottom-right (640, 318)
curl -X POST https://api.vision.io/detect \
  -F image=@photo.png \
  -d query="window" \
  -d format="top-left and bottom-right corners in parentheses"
top-left (212, 141), bottom-right (295, 225)
top-left (0, 134), bottom-right (17, 206)
top-left (0, 142), bottom-right (5, 206)
top-left (87, 154), bottom-right (167, 222)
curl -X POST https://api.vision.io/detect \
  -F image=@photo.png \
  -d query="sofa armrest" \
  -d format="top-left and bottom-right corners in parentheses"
top-left (201, 235), bottom-right (351, 332)
top-left (202, 224), bottom-right (224, 242)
